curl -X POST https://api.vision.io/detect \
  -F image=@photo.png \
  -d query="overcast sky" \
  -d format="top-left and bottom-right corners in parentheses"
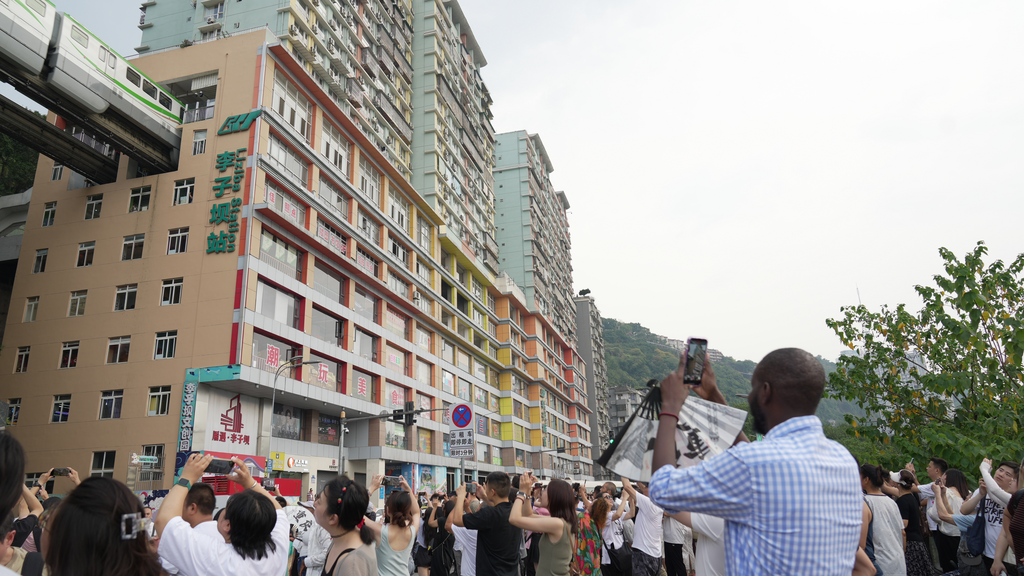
top-left (6, 1), bottom-right (1024, 363)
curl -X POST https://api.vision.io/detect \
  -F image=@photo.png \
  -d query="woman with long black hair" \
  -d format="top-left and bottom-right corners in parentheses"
top-left (510, 475), bottom-right (579, 576)
top-left (313, 476), bottom-right (377, 576)
top-left (428, 500), bottom-right (457, 576)
top-left (861, 463), bottom-right (907, 576)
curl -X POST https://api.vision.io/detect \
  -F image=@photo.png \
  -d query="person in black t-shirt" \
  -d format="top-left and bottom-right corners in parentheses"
top-left (453, 471), bottom-right (526, 576)
top-left (894, 469), bottom-right (932, 576)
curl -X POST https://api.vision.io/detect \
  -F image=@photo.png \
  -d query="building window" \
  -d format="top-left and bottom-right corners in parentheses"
top-left (122, 234), bottom-right (145, 260)
top-left (173, 178), bottom-right (194, 205)
top-left (268, 135), bottom-right (308, 184)
top-left (148, 386), bottom-right (171, 416)
top-left (107, 336), bottom-right (131, 364)
top-left (129, 186), bottom-right (151, 212)
top-left (255, 281), bottom-right (301, 329)
top-left (203, 2), bottom-right (224, 19)
top-left (76, 241), bottom-right (94, 267)
top-left (273, 70), bottom-right (312, 141)
top-left (192, 129), bottom-right (207, 155)
top-left (51, 164), bottom-right (63, 181)
top-left (14, 347), bottom-right (29, 373)
top-left (84, 194), bottom-right (102, 220)
top-left (52, 394), bottom-right (71, 423)
top-left (154, 331), bottom-right (177, 359)
top-left (167, 227), bottom-right (189, 255)
top-left (68, 290), bottom-right (87, 317)
top-left (313, 261), bottom-right (345, 304)
top-left (355, 248), bottom-right (379, 277)
top-left (311, 307), bottom-right (343, 345)
top-left (161, 278), bottom-right (183, 305)
top-left (24, 297), bottom-right (38, 323)
top-left (417, 218), bottom-right (430, 251)
top-left (42, 202), bottom-right (56, 226)
top-left (6, 399), bottom-right (19, 425)
top-left (139, 444), bottom-right (165, 484)
top-left (114, 284), bottom-right (137, 311)
top-left (358, 157), bottom-right (381, 204)
top-left (356, 209), bottom-right (380, 245)
top-left (33, 249), bottom-right (46, 273)
top-left (388, 272), bottom-right (408, 299)
top-left (99, 389), bottom-right (123, 420)
top-left (60, 341), bottom-right (79, 369)
top-left (259, 230), bottom-right (303, 280)
top-left (321, 121), bottom-right (350, 175)
top-left (90, 451), bottom-right (115, 478)
top-left (389, 238), bottom-right (409, 267)
top-left (388, 191), bottom-right (409, 233)
top-left (318, 178), bottom-right (349, 218)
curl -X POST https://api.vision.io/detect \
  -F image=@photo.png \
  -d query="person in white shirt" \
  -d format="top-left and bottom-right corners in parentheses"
top-left (621, 477), bottom-right (663, 576)
top-left (155, 454), bottom-right (289, 576)
top-left (662, 515), bottom-right (692, 576)
top-left (598, 493), bottom-right (632, 576)
top-left (298, 500), bottom-right (332, 576)
top-left (448, 498), bottom-right (480, 576)
top-left (666, 510), bottom-right (725, 576)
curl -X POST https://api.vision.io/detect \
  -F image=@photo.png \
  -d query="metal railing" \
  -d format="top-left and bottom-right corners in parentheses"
top-left (182, 105), bottom-right (215, 124)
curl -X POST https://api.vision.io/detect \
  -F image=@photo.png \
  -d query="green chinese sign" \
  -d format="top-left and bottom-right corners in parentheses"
top-left (207, 147), bottom-right (247, 254)
top-left (217, 110), bottom-right (262, 135)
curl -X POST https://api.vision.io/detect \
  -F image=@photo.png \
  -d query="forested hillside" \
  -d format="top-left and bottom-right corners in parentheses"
top-left (602, 319), bottom-right (863, 423)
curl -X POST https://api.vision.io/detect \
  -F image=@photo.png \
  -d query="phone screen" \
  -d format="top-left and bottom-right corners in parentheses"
top-left (205, 459), bottom-right (235, 475)
top-left (684, 338), bottom-right (708, 385)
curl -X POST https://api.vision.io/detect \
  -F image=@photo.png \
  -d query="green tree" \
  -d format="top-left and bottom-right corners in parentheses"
top-left (825, 242), bottom-right (1024, 480)
top-left (0, 132), bottom-right (37, 196)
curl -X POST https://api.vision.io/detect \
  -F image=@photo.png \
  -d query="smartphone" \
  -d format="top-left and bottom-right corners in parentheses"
top-left (467, 483), bottom-right (478, 494)
top-left (52, 468), bottom-right (71, 477)
top-left (684, 338), bottom-right (708, 385)
top-left (205, 459), bottom-right (236, 475)
top-left (261, 477), bottom-right (276, 489)
top-left (382, 475), bottom-right (402, 487)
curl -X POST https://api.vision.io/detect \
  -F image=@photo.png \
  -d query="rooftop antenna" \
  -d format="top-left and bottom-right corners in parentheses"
top-left (856, 284), bottom-right (863, 307)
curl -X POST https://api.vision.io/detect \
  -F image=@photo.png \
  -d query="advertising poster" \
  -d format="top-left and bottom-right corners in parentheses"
top-left (206, 389), bottom-right (259, 451)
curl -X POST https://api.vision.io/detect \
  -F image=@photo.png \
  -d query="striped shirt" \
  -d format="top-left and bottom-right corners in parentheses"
top-left (648, 416), bottom-right (862, 576)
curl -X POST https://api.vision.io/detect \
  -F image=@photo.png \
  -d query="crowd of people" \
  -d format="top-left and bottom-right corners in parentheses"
top-left (2, 346), bottom-right (1024, 575)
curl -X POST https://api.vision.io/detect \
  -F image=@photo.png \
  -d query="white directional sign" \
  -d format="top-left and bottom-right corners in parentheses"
top-left (448, 403), bottom-right (475, 459)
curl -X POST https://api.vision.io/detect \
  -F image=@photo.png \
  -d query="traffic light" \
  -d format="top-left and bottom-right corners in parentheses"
top-left (391, 409), bottom-right (403, 423)
top-left (404, 401), bottom-right (417, 427)
top-left (608, 438), bottom-right (615, 445)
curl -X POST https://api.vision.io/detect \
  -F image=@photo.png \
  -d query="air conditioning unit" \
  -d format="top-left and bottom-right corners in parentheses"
top-left (329, 20), bottom-right (338, 30)
top-left (206, 16), bottom-right (216, 24)
top-left (289, 25), bottom-right (299, 36)
top-left (413, 291), bottom-right (421, 302)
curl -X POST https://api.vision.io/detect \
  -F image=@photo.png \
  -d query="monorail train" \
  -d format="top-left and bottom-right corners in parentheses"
top-left (0, 0), bottom-right (182, 151)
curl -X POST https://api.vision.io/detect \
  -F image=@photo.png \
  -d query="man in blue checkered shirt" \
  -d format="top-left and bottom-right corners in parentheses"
top-left (648, 348), bottom-right (862, 575)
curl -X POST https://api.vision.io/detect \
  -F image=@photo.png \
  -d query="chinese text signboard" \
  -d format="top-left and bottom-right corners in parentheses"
top-left (206, 389), bottom-right (259, 451)
top-left (178, 382), bottom-right (197, 452)
top-left (448, 403), bottom-right (475, 459)
top-left (207, 147), bottom-right (246, 254)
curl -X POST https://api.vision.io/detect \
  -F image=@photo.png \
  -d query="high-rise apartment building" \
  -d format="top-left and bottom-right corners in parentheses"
top-left (574, 294), bottom-right (609, 477)
top-left (493, 131), bottom-right (575, 347)
top-left (1, 0), bottom-right (594, 495)
top-left (608, 386), bottom-right (645, 442)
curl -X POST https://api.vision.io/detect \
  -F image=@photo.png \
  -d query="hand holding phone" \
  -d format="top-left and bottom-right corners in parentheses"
top-left (205, 458), bottom-right (236, 475)
top-left (52, 468), bottom-right (70, 477)
top-left (683, 338), bottom-right (708, 385)
top-left (382, 475), bottom-right (402, 487)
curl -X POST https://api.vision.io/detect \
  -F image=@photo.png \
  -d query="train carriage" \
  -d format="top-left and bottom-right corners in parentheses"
top-left (0, 0), bottom-right (58, 75)
top-left (46, 13), bottom-right (183, 151)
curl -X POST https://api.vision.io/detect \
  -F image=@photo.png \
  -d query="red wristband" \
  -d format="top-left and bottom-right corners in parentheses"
top-left (658, 412), bottom-right (679, 421)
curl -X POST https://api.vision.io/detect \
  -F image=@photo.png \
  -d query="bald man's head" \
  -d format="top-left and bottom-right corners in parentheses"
top-left (748, 348), bottom-right (826, 433)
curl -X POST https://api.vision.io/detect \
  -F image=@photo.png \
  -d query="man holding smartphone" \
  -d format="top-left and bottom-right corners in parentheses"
top-left (155, 454), bottom-right (289, 576)
top-left (648, 348), bottom-right (862, 576)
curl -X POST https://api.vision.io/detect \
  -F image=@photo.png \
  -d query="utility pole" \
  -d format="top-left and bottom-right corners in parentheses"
top-left (337, 406), bottom-right (444, 480)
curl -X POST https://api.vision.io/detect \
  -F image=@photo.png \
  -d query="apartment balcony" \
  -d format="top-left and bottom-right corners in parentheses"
top-left (373, 93), bottom-right (413, 144)
top-left (361, 49), bottom-right (379, 79)
top-left (394, 50), bottom-right (413, 83)
top-left (311, 52), bottom-right (330, 76)
top-left (346, 78), bottom-right (364, 108)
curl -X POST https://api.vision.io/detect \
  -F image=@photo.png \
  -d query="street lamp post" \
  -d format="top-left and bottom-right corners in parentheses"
top-left (269, 357), bottom-right (320, 476)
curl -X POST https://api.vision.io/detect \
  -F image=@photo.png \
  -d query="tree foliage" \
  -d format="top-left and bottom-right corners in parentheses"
top-left (0, 132), bottom-right (37, 196)
top-left (826, 242), bottom-right (1024, 480)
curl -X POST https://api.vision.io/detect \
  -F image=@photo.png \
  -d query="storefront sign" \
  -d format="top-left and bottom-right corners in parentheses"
top-left (177, 381), bottom-right (197, 452)
top-left (269, 451), bottom-right (286, 471)
top-left (206, 389), bottom-right (259, 450)
top-left (286, 457), bottom-right (309, 469)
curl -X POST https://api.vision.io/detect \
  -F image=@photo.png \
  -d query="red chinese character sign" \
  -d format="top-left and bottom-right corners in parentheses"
top-left (266, 345), bottom-right (280, 369)
top-left (206, 389), bottom-right (259, 452)
top-left (448, 403), bottom-right (475, 459)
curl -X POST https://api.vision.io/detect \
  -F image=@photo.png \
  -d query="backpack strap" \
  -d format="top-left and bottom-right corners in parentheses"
top-left (21, 551), bottom-right (44, 576)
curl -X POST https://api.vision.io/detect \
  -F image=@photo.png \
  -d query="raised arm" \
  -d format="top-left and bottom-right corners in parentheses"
top-left (156, 453), bottom-right (214, 537)
top-left (934, 484), bottom-right (955, 525)
top-left (226, 457), bottom-right (281, 509)
top-left (21, 485), bottom-right (42, 517)
top-left (962, 482), bottom-right (987, 514)
top-left (653, 354), bottom-right (690, 472)
top-left (452, 483), bottom-right (467, 527)
top-left (428, 502), bottom-right (440, 528)
top-left (620, 476), bottom-right (637, 499)
top-left (980, 459), bottom-right (1011, 507)
top-left (612, 497), bottom-right (627, 521)
top-left (510, 491), bottom-right (564, 536)
top-left (30, 469), bottom-right (53, 498)
top-left (668, 510), bottom-right (692, 528)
